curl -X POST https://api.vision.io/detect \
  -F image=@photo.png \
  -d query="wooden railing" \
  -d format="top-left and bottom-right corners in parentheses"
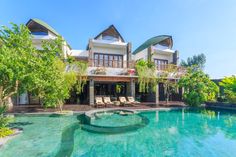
top-left (88, 59), bottom-right (135, 68)
top-left (157, 64), bottom-right (186, 73)
top-left (87, 59), bottom-right (185, 73)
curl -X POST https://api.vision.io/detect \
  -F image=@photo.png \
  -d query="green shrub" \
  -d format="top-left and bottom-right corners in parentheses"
top-left (227, 92), bottom-right (236, 104)
top-left (0, 106), bottom-right (13, 128)
top-left (217, 96), bottom-right (228, 102)
top-left (220, 76), bottom-right (236, 104)
top-left (179, 68), bottom-right (219, 106)
top-left (0, 127), bottom-right (14, 138)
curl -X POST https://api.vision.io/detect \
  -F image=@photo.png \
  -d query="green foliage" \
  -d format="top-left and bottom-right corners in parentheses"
top-left (0, 23), bottom-right (38, 105)
top-left (34, 38), bottom-right (79, 108)
top-left (135, 60), bottom-right (157, 92)
top-left (181, 53), bottom-right (206, 70)
top-left (0, 127), bottom-right (14, 138)
top-left (116, 84), bottom-right (122, 93)
top-left (179, 68), bottom-right (219, 106)
top-left (0, 23), bottom-right (87, 109)
top-left (74, 61), bottom-right (88, 94)
top-left (0, 105), bottom-right (12, 128)
top-left (220, 75), bottom-right (236, 103)
top-left (158, 64), bottom-right (180, 102)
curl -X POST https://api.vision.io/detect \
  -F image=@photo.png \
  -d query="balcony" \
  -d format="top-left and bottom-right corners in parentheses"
top-left (157, 64), bottom-right (186, 78)
top-left (88, 59), bottom-right (135, 69)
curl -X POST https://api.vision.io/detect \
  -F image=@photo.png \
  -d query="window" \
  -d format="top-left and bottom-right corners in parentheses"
top-left (154, 59), bottom-right (168, 70)
top-left (154, 59), bottom-right (168, 65)
top-left (94, 53), bottom-right (123, 68)
top-left (102, 35), bottom-right (118, 41)
top-left (31, 32), bottom-right (48, 35)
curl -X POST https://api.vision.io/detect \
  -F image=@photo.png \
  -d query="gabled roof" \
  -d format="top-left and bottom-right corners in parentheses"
top-left (133, 35), bottom-right (173, 54)
top-left (94, 25), bottom-right (125, 42)
top-left (26, 18), bottom-right (60, 36)
top-left (26, 18), bottom-right (71, 49)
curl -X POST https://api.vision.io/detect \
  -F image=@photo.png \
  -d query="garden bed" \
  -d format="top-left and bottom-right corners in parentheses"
top-left (0, 128), bottom-right (22, 147)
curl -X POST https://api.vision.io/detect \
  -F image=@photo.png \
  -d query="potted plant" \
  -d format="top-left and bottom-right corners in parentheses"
top-left (127, 69), bottom-right (135, 75)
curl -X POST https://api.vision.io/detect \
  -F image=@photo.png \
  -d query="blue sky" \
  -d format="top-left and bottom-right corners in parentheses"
top-left (1, 0), bottom-right (236, 78)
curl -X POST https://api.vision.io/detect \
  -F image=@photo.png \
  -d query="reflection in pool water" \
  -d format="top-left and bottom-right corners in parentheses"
top-left (1, 108), bottom-right (236, 157)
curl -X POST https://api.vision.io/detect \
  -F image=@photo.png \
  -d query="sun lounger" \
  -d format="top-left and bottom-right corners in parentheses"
top-left (127, 97), bottom-right (140, 104)
top-left (95, 97), bottom-right (105, 108)
top-left (119, 97), bottom-right (131, 106)
top-left (103, 97), bottom-right (114, 106)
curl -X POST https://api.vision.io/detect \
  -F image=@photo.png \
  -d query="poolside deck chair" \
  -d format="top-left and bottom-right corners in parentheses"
top-left (119, 97), bottom-right (131, 106)
top-left (127, 97), bottom-right (140, 104)
top-left (103, 97), bottom-right (114, 106)
top-left (95, 97), bottom-right (105, 108)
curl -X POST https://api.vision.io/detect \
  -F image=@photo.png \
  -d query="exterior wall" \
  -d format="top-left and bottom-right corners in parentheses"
top-left (134, 49), bottom-right (148, 61)
top-left (133, 48), bottom-right (175, 64)
top-left (32, 35), bottom-right (71, 57)
top-left (151, 51), bottom-right (173, 63)
top-left (92, 45), bottom-right (127, 61)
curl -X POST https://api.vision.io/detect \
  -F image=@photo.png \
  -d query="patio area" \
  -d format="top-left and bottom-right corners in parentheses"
top-left (9, 101), bottom-right (186, 113)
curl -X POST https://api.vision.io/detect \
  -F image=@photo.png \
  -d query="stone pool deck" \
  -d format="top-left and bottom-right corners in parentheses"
top-left (9, 101), bottom-right (186, 113)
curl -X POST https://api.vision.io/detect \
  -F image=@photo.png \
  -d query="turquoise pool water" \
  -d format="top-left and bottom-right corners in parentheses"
top-left (1, 108), bottom-right (236, 157)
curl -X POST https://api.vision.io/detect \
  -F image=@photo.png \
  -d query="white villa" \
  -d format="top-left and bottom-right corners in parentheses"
top-left (15, 18), bottom-right (183, 106)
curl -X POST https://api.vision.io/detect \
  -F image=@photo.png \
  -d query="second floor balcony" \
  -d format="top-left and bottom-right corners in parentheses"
top-left (88, 59), bottom-right (135, 69)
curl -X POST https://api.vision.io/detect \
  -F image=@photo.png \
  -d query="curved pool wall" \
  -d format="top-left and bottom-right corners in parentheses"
top-left (1, 108), bottom-right (236, 157)
top-left (81, 108), bottom-right (149, 134)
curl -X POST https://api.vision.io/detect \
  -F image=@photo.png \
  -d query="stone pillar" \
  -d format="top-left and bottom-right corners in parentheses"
top-left (131, 78), bottom-right (135, 98)
top-left (89, 79), bottom-right (94, 106)
top-left (88, 39), bottom-right (93, 66)
top-left (155, 83), bottom-right (159, 105)
top-left (173, 50), bottom-right (179, 65)
top-left (126, 42), bottom-right (132, 68)
top-left (126, 82), bottom-right (131, 96)
top-left (126, 79), bottom-right (135, 98)
top-left (147, 46), bottom-right (152, 62)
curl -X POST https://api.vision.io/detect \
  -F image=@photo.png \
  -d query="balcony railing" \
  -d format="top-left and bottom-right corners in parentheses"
top-left (87, 59), bottom-right (185, 74)
top-left (88, 59), bottom-right (135, 69)
top-left (157, 64), bottom-right (186, 73)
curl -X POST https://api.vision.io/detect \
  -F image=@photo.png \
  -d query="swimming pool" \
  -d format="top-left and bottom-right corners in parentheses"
top-left (1, 108), bottom-right (236, 157)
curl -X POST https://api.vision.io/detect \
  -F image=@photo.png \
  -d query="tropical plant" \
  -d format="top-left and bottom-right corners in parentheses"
top-left (0, 23), bottom-right (39, 108)
top-left (219, 75), bottom-right (236, 103)
top-left (178, 67), bottom-right (219, 106)
top-left (116, 84), bottom-right (122, 93)
top-left (74, 61), bottom-right (88, 94)
top-left (0, 23), bottom-right (87, 111)
top-left (0, 105), bottom-right (12, 128)
top-left (181, 53), bottom-right (206, 70)
top-left (0, 105), bottom-right (13, 137)
top-left (33, 38), bottom-right (80, 110)
top-left (158, 64), bottom-right (180, 103)
top-left (135, 60), bottom-right (157, 92)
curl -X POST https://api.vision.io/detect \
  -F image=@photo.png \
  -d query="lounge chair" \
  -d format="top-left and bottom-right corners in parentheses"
top-left (127, 97), bottom-right (140, 104)
top-left (119, 97), bottom-right (131, 106)
top-left (103, 97), bottom-right (114, 106)
top-left (95, 97), bottom-right (105, 108)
